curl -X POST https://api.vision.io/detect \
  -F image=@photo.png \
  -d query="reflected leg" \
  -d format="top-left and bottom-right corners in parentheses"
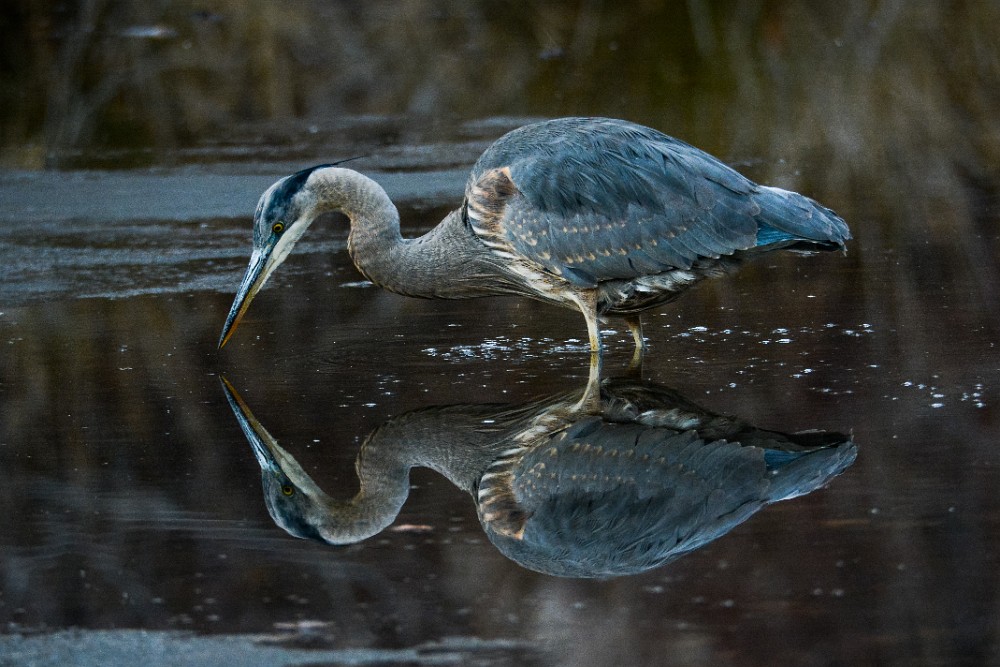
top-left (624, 315), bottom-right (645, 375)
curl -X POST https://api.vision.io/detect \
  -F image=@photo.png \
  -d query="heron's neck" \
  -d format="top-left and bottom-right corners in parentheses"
top-left (304, 167), bottom-right (401, 271)
top-left (305, 167), bottom-right (500, 298)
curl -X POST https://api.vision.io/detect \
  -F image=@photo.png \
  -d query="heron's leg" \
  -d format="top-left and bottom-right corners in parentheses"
top-left (567, 289), bottom-right (603, 358)
top-left (624, 315), bottom-right (645, 375)
top-left (568, 289), bottom-right (603, 413)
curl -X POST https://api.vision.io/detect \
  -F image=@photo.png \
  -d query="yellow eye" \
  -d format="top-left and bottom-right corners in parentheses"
top-left (281, 485), bottom-right (294, 496)
top-left (272, 221), bottom-right (285, 234)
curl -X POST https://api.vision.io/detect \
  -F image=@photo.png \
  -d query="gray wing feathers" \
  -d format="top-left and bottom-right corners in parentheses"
top-left (467, 117), bottom-right (847, 282)
top-left (506, 421), bottom-right (774, 570)
top-left (512, 420), bottom-right (770, 526)
top-left (754, 186), bottom-right (851, 244)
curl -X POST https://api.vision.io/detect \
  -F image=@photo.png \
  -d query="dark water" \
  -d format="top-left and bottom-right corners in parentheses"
top-left (3, 2), bottom-right (1000, 666)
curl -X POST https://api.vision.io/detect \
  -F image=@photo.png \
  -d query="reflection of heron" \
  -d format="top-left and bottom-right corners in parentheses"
top-left (218, 117), bottom-right (850, 366)
top-left (221, 377), bottom-right (855, 578)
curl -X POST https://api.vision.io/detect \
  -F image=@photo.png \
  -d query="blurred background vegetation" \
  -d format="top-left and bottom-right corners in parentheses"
top-left (3, 0), bottom-right (999, 194)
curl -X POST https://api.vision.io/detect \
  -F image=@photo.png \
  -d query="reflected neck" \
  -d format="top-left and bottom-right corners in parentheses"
top-left (312, 442), bottom-right (412, 544)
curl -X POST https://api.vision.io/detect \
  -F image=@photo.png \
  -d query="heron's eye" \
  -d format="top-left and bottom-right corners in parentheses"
top-left (272, 221), bottom-right (285, 235)
top-left (281, 484), bottom-right (294, 496)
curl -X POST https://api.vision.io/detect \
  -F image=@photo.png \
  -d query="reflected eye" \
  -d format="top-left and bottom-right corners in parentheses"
top-left (272, 221), bottom-right (285, 235)
top-left (281, 485), bottom-right (294, 496)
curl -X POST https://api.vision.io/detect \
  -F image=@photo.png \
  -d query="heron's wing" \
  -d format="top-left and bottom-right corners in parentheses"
top-left (466, 118), bottom-right (848, 286)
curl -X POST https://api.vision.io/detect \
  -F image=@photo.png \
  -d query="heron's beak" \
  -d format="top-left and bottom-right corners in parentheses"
top-left (220, 376), bottom-right (283, 474)
top-left (218, 247), bottom-right (274, 349)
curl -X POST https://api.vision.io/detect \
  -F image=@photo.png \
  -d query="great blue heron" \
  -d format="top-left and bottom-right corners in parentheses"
top-left (221, 376), bottom-right (856, 578)
top-left (219, 117), bottom-right (850, 363)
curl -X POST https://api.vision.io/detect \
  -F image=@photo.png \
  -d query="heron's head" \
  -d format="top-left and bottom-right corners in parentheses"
top-left (218, 165), bottom-right (330, 349)
top-left (220, 377), bottom-right (333, 542)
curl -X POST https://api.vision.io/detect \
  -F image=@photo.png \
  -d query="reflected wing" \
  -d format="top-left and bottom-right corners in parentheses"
top-left (466, 118), bottom-right (848, 286)
top-left (478, 419), bottom-right (771, 576)
top-left (513, 420), bottom-right (769, 545)
top-left (484, 416), bottom-right (854, 577)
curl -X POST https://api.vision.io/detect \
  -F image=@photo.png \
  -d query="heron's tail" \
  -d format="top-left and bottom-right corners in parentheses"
top-left (752, 186), bottom-right (851, 250)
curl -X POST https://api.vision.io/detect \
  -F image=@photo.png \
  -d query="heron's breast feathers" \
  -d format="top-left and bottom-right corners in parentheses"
top-left (465, 166), bottom-right (519, 255)
top-left (464, 167), bottom-right (584, 302)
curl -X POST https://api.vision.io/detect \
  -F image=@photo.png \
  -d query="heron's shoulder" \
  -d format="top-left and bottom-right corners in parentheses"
top-left (468, 117), bottom-right (751, 218)
top-left (462, 166), bottom-right (521, 253)
top-left (470, 117), bottom-right (682, 176)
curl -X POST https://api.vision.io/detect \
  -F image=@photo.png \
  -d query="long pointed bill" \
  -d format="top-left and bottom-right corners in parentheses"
top-left (218, 248), bottom-right (273, 349)
top-left (219, 376), bottom-right (283, 474)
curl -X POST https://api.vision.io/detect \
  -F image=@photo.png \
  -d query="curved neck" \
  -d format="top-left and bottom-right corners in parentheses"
top-left (303, 166), bottom-right (402, 266)
top-left (313, 447), bottom-right (412, 544)
top-left (303, 167), bottom-right (505, 299)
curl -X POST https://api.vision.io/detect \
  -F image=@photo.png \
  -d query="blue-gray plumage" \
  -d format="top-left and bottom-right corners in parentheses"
top-left (219, 117), bottom-right (850, 356)
top-left (222, 376), bottom-right (856, 578)
top-left (487, 418), bottom-right (851, 576)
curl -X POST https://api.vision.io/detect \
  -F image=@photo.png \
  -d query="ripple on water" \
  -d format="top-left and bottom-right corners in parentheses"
top-left (422, 335), bottom-right (590, 361)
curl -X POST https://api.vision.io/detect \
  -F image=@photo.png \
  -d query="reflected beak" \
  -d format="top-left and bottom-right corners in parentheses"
top-left (219, 376), bottom-right (282, 474)
top-left (218, 247), bottom-right (272, 349)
